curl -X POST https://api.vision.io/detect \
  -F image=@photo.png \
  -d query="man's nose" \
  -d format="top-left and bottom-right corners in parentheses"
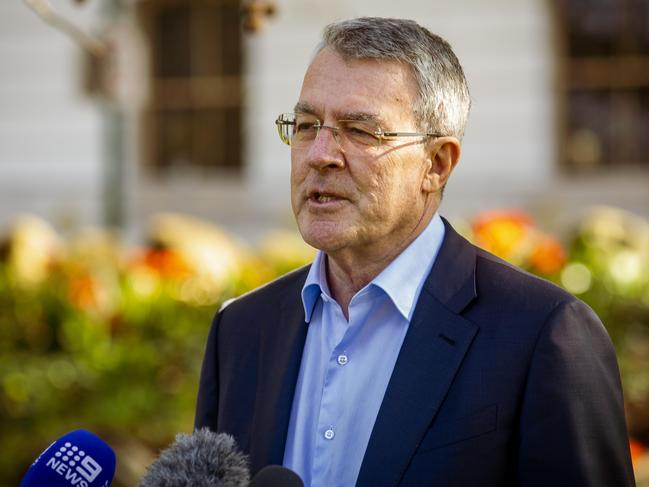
top-left (304, 126), bottom-right (345, 170)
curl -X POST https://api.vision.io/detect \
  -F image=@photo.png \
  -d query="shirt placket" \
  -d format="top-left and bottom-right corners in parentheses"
top-left (310, 292), bottom-right (372, 487)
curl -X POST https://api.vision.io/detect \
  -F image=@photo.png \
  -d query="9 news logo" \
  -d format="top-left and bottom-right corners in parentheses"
top-left (45, 441), bottom-right (103, 486)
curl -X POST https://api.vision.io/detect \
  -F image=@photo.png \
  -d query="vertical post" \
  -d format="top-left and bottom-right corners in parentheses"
top-left (102, 0), bottom-right (124, 228)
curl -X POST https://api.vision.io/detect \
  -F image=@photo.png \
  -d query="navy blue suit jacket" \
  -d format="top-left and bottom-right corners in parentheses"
top-left (195, 219), bottom-right (635, 486)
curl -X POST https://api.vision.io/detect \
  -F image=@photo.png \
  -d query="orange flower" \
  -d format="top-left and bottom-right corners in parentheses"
top-left (472, 211), bottom-right (533, 260)
top-left (529, 236), bottom-right (566, 275)
top-left (69, 273), bottom-right (100, 310)
top-left (630, 438), bottom-right (646, 468)
top-left (471, 210), bottom-right (566, 276)
top-left (134, 248), bottom-right (191, 280)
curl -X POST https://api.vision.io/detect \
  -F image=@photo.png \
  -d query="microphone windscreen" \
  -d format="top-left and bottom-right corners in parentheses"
top-left (249, 465), bottom-right (304, 487)
top-left (139, 428), bottom-right (249, 487)
top-left (20, 429), bottom-right (116, 487)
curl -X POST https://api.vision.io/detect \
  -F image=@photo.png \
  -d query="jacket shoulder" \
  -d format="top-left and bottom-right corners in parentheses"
top-left (219, 264), bottom-right (310, 314)
top-left (476, 246), bottom-right (575, 302)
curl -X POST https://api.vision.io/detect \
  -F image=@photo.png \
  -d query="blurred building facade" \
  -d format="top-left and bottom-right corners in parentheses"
top-left (0, 0), bottom-right (647, 241)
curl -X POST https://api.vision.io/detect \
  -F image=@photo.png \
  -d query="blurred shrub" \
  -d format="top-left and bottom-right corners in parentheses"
top-left (0, 214), bottom-right (313, 486)
top-left (560, 207), bottom-right (649, 440)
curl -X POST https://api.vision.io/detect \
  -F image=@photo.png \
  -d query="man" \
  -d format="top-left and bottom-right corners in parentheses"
top-left (196, 17), bottom-right (635, 486)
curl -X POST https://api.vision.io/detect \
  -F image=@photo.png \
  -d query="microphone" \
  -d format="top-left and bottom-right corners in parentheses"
top-left (249, 465), bottom-right (304, 487)
top-left (20, 429), bottom-right (116, 487)
top-left (138, 428), bottom-right (249, 487)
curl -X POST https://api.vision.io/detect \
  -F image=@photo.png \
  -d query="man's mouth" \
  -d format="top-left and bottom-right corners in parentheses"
top-left (313, 193), bottom-right (338, 202)
top-left (308, 191), bottom-right (344, 203)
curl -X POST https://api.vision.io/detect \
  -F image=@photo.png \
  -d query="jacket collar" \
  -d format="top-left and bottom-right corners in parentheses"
top-left (356, 217), bottom-right (479, 486)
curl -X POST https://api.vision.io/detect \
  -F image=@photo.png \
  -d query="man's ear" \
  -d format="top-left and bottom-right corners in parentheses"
top-left (421, 137), bottom-right (461, 194)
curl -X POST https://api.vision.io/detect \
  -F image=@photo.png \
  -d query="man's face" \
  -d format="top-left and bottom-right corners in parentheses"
top-left (291, 47), bottom-right (435, 259)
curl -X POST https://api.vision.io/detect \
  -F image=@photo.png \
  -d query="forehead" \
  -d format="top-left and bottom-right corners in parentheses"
top-left (297, 47), bottom-right (418, 125)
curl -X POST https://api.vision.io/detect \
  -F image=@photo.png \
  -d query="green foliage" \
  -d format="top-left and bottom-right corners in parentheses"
top-left (0, 259), bottom-right (219, 485)
top-left (0, 215), bottom-right (310, 486)
top-left (559, 207), bottom-right (649, 439)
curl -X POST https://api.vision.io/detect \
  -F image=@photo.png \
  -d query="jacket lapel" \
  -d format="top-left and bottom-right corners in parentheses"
top-left (249, 268), bottom-right (310, 473)
top-left (356, 220), bottom-right (480, 487)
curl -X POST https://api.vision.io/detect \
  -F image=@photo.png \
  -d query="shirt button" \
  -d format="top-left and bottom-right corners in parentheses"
top-left (324, 429), bottom-right (335, 440)
top-left (337, 354), bottom-right (348, 365)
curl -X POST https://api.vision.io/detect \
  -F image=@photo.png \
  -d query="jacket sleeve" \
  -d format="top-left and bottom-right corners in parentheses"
top-left (194, 310), bottom-right (222, 431)
top-left (518, 299), bottom-right (635, 486)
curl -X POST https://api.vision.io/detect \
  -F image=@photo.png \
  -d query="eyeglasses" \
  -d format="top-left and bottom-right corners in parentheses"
top-left (275, 113), bottom-right (444, 154)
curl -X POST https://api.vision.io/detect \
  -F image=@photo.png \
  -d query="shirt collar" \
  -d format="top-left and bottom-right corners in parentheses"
top-left (301, 250), bottom-right (329, 323)
top-left (301, 213), bottom-right (446, 322)
top-left (372, 213), bottom-right (445, 320)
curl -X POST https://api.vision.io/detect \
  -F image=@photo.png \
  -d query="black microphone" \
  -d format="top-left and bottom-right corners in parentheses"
top-left (138, 428), bottom-right (249, 487)
top-left (249, 465), bottom-right (304, 487)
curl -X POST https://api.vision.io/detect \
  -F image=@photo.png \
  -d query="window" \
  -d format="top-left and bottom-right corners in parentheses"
top-left (137, 0), bottom-right (243, 174)
top-left (554, 0), bottom-right (649, 170)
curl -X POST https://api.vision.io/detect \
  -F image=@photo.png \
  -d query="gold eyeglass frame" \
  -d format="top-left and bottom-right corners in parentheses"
top-left (275, 113), bottom-right (445, 149)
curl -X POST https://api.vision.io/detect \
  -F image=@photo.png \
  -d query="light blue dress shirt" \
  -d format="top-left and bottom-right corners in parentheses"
top-left (282, 214), bottom-right (446, 487)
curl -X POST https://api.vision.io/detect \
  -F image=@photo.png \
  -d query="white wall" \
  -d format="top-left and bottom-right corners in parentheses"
top-left (2, 1), bottom-right (645, 241)
top-left (0, 1), bottom-right (105, 231)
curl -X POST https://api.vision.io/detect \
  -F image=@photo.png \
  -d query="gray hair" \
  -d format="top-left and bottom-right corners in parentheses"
top-left (319, 17), bottom-right (471, 140)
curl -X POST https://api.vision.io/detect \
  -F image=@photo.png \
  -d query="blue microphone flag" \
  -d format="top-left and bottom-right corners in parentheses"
top-left (20, 429), bottom-right (116, 487)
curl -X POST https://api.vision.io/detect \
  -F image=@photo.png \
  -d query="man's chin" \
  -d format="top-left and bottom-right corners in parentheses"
top-left (298, 224), bottom-right (350, 254)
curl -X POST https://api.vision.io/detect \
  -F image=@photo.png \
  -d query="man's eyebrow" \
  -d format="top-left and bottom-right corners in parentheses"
top-left (339, 111), bottom-right (382, 123)
top-left (293, 103), bottom-right (382, 124)
top-left (294, 102), bottom-right (317, 114)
